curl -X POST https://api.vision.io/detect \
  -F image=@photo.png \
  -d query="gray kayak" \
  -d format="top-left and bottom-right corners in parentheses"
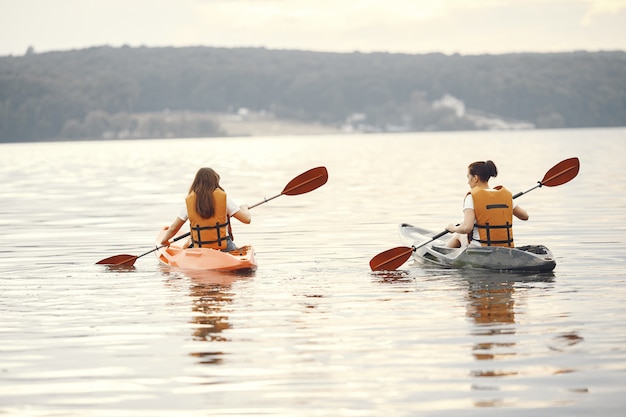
top-left (399, 223), bottom-right (556, 272)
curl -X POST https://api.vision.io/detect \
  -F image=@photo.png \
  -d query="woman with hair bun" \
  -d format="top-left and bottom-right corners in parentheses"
top-left (445, 160), bottom-right (529, 248)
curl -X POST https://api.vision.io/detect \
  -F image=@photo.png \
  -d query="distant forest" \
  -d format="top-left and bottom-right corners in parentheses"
top-left (1, 46), bottom-right (625, 142)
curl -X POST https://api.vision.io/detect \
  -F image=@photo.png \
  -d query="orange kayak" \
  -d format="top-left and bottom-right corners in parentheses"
top-left (155, 227), bottom-right (257, 272)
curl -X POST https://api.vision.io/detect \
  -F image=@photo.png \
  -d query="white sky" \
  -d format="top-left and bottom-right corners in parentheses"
top-left (1, 0), bottom-right (625, 56)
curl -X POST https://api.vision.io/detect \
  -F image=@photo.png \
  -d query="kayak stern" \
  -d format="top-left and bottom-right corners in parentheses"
top-left (156, 226), bottom-right (257, 272)
top-left (157, 245), bottom-right (257, 272)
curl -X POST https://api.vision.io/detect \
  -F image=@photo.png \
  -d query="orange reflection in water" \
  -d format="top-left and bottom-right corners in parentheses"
top-left (467, 278), bottom-right (519, 382)
top-left (165, 268), bottom-right (255, 365)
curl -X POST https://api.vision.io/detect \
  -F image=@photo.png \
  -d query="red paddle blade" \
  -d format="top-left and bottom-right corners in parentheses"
top-left (541, 157), bottom-right (580, 187)
top-left (369, 246), bottom-right (413, 271)
top-left (96, 254), bottom-right (138, 267)
top-left (282, 166), bottom-right (328, 196)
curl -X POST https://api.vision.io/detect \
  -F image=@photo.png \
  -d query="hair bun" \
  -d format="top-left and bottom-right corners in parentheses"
top-left (485, 160), bottom-right (498, 177)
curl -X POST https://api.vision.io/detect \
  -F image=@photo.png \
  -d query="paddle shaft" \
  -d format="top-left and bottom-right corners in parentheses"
top-left (512, 183), bottom-right (541, 199)
top-left (137, 232), bottom-right (190, 259)
top-left (411, 229), bottom-right (451, 251)
top-left (248, 193), bottom-right (281, 209)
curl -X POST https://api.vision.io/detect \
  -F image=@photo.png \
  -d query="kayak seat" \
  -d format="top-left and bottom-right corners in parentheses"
top-left (229, 245), bottom-right (252, 257)
top-left (431, 245), bottom-right (457, 255)
top-left (517, 245), bottom-right (549, 255)
top-left (423, 252), bottom-right (444, 263)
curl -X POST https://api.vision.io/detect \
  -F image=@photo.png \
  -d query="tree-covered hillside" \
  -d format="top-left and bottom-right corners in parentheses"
top-left (1, 46), bottom-right (624, 142)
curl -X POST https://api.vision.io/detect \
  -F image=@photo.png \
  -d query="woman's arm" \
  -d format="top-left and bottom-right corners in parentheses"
top-left (232, 204), bottom-right (251, 224)
top-left (447, 208), bottom-right (475, 234)
top-left (160, 217), bottom-right (186, 246)
top-left (513, 205), bottom-right (529, 221)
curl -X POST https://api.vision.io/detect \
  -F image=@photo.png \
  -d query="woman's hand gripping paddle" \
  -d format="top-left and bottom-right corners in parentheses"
top-left (96, 167), bottom-right (329, 267)
top-left (369, 157), bottom-right (580, 272)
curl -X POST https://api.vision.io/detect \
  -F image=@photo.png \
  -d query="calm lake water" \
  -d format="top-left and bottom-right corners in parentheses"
top-left (1, 128), bottom-right (625, 416)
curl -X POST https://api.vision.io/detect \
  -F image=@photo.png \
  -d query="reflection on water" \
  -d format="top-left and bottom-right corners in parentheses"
top-left (164, 268), bottom-right (254, 365)
top-left (189, 283), bottom-right (233, 344)
top-left (1, 130), bottom-right (625, 416)
top-left (461, 271), bottom-right (592, 408)
top-left (467, 274), bottom-right (524, 375)
top-left (371, 269), bottom-right (413, 284)
top-left (466, 273), bottom-right (541, 402)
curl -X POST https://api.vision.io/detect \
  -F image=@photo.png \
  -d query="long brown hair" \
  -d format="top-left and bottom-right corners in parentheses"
top-left (188, 167), bottom-right (224, 218)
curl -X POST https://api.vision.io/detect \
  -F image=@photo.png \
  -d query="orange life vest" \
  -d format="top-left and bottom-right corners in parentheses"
top-left (470, 186), bottom-right (514, 247)
top-left (185, 189), bottom-right (231, 250)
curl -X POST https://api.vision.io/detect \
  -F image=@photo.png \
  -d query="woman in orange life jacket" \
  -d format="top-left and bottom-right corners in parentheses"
top-left (160, 167), bottom-right (251, 251)
top-left (445, 160), bottom-right (529, 248)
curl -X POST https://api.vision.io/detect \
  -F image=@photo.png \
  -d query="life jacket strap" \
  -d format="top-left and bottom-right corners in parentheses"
top-left (190, 219), bottom-right (232, 247)
top-left (475, 222), bottom-right (514, 246)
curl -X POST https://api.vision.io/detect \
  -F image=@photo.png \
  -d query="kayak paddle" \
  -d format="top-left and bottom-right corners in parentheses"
top-left (96, 233), bottom-right (191, 268)
top-left (369, 157), bottom-right (580, 271)
top-left (249, 165), bottom-right (329, 208)
top-left (96, 166), bottom-right (329, 267)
